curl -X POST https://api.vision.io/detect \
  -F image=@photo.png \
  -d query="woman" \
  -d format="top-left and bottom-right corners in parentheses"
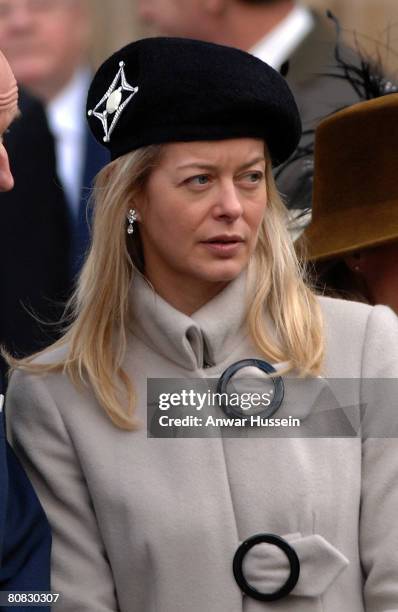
top-left (300, 93), bottom-right (398, 313)
top-left (5, 38), bottom-right (398, 611)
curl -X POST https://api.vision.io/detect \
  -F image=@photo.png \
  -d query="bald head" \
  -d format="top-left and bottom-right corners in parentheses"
top-left (0, 49), bottom-right (18, 191)
top-left (137, 0), bottom-right (295, 50)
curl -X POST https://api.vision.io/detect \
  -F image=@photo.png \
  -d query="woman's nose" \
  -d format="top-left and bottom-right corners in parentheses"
top-left (215, 182), bottom-right (243, 220)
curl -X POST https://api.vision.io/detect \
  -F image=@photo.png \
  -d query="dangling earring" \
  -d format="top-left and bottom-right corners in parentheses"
top-left (127, 209), bottom-right (137, 235)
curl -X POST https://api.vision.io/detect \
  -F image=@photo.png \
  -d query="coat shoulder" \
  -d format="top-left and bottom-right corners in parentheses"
top-left (317, 295), bottom-right (398, 377)
top-left (32, 342), bottom-right (70, 366)
top-left (318, 294), bottom-right (373, 322)
top-left (7, 342), bottom-right (73, 410)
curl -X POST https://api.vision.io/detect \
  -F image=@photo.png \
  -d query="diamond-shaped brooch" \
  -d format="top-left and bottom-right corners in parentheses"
top-left (88, 61), bottom-right (139, 143)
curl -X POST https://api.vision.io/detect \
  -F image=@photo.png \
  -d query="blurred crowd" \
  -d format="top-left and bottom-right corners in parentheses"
top-left (0, 0), bottom-right (397, 381)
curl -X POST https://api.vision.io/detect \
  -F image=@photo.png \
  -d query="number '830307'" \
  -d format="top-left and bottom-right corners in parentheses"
top-left (7, 592), bottom-right (60, 604)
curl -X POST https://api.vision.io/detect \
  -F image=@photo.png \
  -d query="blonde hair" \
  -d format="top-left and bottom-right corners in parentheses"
top-left (7, 144), bottom-right (324, 430)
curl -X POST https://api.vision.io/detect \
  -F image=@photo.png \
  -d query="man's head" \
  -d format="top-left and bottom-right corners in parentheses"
top-left (137, 0), bottom-right (221, 41)
top-left (0, 49), bottom-right (18, 190)
top-left (136, 0), bottom-right (295, 48)
top-left (0, 0), bottom-right (92, 102)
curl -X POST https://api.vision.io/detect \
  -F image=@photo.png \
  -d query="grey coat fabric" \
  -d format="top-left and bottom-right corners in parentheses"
top-left (6, 272), bottom-right (398, 612)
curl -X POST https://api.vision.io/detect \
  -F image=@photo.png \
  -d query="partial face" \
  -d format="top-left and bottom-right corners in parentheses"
top-left (136, 0), bottom-right (209, 38)
top-left (136, 138), bottom-right (267, 292)
top-left (0, 0), bottom-right (91, 99)
top-left (355, 241), bottom-right (398, 313)
top-left (0, 107), bottom-right (18, 191)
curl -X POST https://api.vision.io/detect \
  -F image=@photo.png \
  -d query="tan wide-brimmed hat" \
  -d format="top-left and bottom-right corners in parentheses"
top-left (301, 93), bottom-right (398, 261)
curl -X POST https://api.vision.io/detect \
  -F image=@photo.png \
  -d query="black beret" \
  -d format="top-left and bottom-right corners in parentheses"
top-left (86, 37), bottom-right (301, 166)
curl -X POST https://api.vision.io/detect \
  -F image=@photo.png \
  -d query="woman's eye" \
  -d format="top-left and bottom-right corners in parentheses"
top-left (187, 175), bottom-right (210, 186)
top-left (244, 171), bottom-right (263, 183)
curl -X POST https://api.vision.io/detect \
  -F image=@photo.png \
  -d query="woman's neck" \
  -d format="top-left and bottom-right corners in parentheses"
top-left (145, 272), bottom-right (229, 316)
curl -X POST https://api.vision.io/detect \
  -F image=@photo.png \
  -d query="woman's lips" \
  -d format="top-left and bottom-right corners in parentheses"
top-left (201, 240), bottom-right (244, 257)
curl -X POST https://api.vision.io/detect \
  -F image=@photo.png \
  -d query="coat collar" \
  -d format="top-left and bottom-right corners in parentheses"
top-left (250, 5), bottom-right (314, 71)
top-left (129, 272), bottom-right (249, 370)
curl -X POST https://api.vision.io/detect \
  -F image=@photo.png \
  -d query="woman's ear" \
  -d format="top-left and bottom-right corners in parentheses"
top-left (344, 251), bottom-right (364, 273)
top-left (132, 187), bottom-right (149, 222)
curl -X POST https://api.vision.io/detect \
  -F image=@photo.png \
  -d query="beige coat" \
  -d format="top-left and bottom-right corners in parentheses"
top-left (6, 273), bottom-right (398, 612)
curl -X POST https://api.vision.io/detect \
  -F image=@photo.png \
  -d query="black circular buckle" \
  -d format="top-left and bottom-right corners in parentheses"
top-left (216, 359), bottom-right (284, 419)
top-left (233, 533), bottom-right (300, 602)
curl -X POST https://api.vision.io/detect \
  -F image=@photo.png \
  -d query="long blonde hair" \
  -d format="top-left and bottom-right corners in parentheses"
top-left (7, 144), bottom-right (324, 430)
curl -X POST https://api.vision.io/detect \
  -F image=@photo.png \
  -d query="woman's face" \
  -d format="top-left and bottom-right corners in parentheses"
top-left (348, 241), bottom-right (398, 313)
top-left (136, 138), bottom-right (267, 294)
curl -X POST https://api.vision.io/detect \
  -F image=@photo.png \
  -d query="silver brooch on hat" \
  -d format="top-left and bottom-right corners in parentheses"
top-left (88, 61), bottom-right (139, 143)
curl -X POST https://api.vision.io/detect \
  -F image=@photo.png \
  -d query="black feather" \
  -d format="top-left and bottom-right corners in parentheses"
top-left (276, 11), bottom-right (398, 207)
top-left (321, 11), bottom-right (398, 100)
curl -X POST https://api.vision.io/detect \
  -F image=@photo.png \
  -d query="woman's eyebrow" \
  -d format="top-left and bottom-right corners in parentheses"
top-left (176, 162), bottom-right (217, 171)
top-left (237, 156), bottom-right (266, 170)
top-left (176, 156), bottom-right (266, 172)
